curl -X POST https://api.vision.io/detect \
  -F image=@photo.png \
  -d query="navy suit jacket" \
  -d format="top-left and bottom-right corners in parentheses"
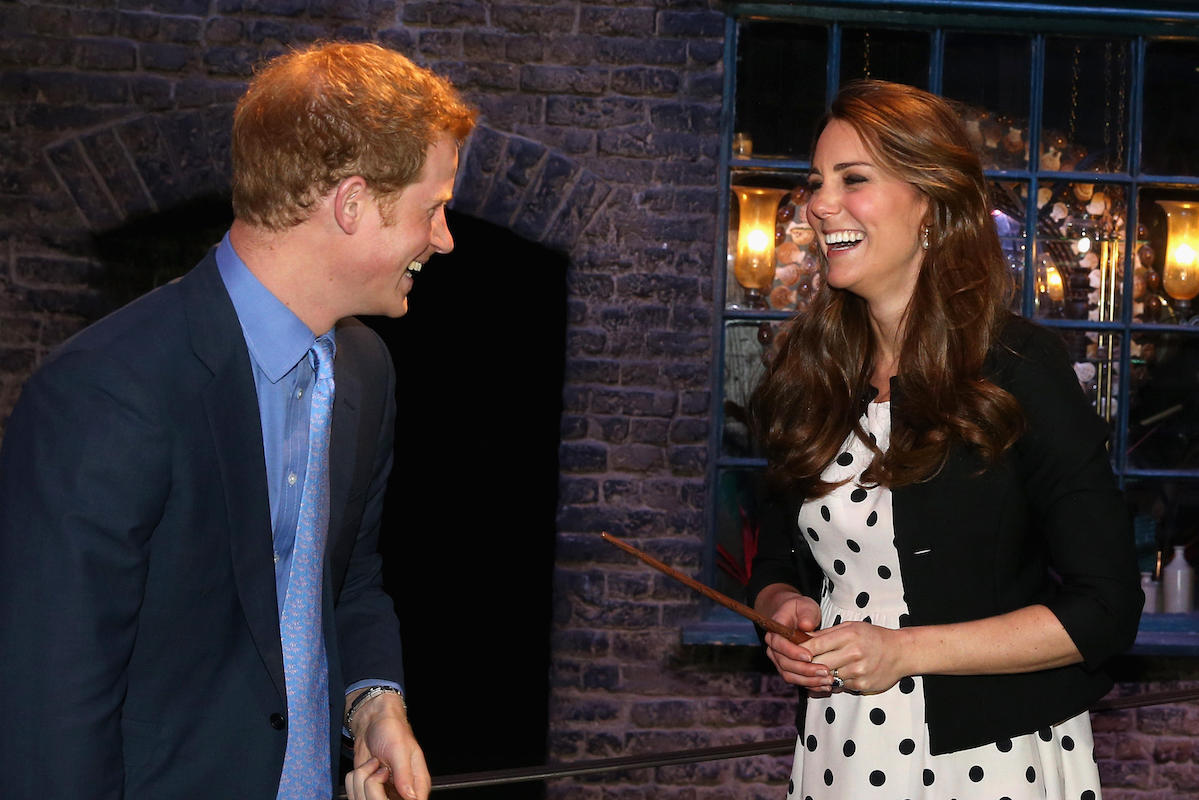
top-left (0, 250), bottom-right (404, 798)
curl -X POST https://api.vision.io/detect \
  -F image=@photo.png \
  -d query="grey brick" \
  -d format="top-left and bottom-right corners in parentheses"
top-left (493, 5), bottom-right (576, 34)
top-left (657, 9), bottom-right (724, 38)
top-left (140, 42), bottom-right (192, 72)
top-left (75, 38), bottom-right (137, 71)
top-left (79, 129), bottom-right (155, 220)
top-left (520, 65), bottom-right (609, 95)
top-left (44, 141), bottom-right (120, 230)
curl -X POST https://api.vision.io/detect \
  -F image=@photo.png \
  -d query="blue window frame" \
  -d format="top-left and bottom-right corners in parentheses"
top-left (700, 1), bottom-right (1199, 651)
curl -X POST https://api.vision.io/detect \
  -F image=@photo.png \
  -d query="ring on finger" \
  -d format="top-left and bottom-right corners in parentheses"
top-left (831, 668), bottom-right (844, 689)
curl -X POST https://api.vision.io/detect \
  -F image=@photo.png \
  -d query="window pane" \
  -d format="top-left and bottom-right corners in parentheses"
top-left (840, 27), bottom-right (930, 88)
top-left (722, 320), bottom-right (776, 458)
top-left (1041, 37), bottom-right (1133, 173)
top-left (1051, 328), bottom-right (1123, 430)
top-left (1143, 39), bottom-right (1199, 176)
top-left (713, 468), bottom-right (769, 601)
top-left (735, 21), bottom-right (828, 160)
top-left (1031, 180), bottom-right (1126, 323)
top-left (943, 32), bottom-right (1030, 171)
top-left (1137, 188), bottom-right (1199, 324)
top-left (989, 180), bottom-right (1030, 313)
top-left (1123, 478), bottom-right (1199, 587)
top-left (726, 175), bottom-right (815, 311)
top-left (1126, 333), bottom-right (1199, 470)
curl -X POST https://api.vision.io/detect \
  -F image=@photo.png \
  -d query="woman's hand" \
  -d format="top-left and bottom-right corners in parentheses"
top-left (803, 622), bottom-right (908, 695)
top-left (755, 584), bottom-right (829, 689)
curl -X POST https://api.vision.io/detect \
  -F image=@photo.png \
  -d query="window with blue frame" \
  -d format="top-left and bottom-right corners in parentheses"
top-left (701, 2), bottom-right (1199, 649)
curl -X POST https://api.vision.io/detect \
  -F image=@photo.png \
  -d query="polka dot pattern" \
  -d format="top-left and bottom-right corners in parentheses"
top-left (785, 401), bottom-right (1101, 800)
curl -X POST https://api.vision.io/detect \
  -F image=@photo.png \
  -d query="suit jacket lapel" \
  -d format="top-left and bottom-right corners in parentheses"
top-left (182, 251), bottom-right (287, 702)
top-left (328, 341), bottom-right (360, 558)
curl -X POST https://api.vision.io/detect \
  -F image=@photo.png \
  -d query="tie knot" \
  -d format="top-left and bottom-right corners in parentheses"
top-left (311, 335), bottom-right (335, 383)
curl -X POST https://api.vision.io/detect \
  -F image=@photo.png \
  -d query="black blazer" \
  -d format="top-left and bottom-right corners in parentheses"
top-left (748, 316), bottom-right (1143, 754)
top-left (0, 250), bottom-right (404, 797)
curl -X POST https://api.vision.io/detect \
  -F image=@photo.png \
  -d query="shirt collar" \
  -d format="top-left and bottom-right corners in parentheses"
top-left (215, 231), bottom-right (335, 383)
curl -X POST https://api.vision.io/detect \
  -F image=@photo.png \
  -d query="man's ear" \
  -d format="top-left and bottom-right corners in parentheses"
top-left (333, 176), bottom-right (369, 234)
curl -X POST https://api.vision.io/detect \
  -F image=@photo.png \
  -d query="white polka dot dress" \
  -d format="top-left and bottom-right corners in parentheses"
top-left (786, 401), bottom-right (1102, 800)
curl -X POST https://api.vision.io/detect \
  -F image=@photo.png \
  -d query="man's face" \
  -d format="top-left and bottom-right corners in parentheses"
top-left (347, 133), bottom-right (459, 318)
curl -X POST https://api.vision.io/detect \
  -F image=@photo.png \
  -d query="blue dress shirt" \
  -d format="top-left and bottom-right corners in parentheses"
top-left (215, 233), bottom-right (331, 614)
top-left (215, 233), bottom-right (401, 709)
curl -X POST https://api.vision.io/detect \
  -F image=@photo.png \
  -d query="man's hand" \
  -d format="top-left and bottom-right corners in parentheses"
top-left (344, 690), bottom-right (430, 800)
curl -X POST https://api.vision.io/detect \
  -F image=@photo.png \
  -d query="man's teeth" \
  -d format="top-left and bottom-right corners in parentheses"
top-left (406, 261), bottom-right (423, 273)
top-left (825, 231), bottom-right (865, 246)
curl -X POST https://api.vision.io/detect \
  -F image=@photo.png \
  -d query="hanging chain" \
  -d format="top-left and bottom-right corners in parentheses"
top-left (1103, 42), bottom-right (1113, 172)
top-left (863, 30), bottom-right (871, 79)
top-left (1069, 43), bottom-right (1081, 146)
top-left (1117, 43), bottom-right (1127, 173)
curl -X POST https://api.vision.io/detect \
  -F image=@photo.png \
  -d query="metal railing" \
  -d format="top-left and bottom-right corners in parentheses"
top-left (333, 685), bottom-right (1199, 796)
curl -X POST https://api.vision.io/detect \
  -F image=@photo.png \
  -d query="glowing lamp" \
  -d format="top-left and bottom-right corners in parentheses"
top-left (1045, 265), bottom-right (1065, 302)
top-left (1157, 200), bottom-right (1199, 317)
top-left (732, 186), bottom-right (789, 308)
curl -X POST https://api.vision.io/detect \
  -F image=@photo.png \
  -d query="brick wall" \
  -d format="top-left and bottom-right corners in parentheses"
top-left (2, 2), bottom-right (1198, 797)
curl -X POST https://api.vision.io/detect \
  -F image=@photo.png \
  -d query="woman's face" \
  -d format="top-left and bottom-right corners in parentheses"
top-left (805, 119), bottom-right (929, 312)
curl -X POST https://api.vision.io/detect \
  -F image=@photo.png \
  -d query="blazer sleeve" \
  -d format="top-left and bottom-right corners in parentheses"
top-left (332, 326), bottom-right (405, 690)
top-left (0, 349), bottom-right (170, 798)
top-left (746, 481), bottom-right (823, 618)
top-left (1002, 324), bottom-right (1143, 667)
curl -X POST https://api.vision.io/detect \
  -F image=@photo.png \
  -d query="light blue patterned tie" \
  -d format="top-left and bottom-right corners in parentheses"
top-left (277, 335), bottom-right (334, 799)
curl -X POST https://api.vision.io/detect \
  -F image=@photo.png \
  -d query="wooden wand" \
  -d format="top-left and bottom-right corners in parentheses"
top-left (600, 532), bottom-right (810, 645)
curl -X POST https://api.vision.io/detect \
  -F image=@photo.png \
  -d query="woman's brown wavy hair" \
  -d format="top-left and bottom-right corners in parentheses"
top-left (748, 79), bottom-right (1024, 497)
top-left (232, 41), bottom-right (477, 231)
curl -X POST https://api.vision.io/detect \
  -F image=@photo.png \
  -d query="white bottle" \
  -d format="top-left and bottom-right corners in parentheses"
top-left (1141, 572), bottom-right (1161, 614)
top-left (1162, 546), bottom-right (1194, 614)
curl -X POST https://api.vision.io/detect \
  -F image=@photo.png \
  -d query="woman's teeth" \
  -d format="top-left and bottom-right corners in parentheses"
top-left (825, 230), bottom-right (865, 250)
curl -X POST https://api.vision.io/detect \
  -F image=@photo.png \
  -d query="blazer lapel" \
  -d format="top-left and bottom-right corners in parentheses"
top-left (328, 346), bottom-right (361, 556)
top-left (182, 252), bottom-right (287, 702)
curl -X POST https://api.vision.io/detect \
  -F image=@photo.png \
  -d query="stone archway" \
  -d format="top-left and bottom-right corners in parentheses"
top-left (43, 107), bottom-right (235, 232)
top-left (451, 126), bottom-right (612, 256)
top-left (43, 113), bottom-right (612, 257)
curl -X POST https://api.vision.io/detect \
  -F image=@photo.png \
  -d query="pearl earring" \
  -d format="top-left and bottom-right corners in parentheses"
top-left (921, 225), bottom-right (930, 250)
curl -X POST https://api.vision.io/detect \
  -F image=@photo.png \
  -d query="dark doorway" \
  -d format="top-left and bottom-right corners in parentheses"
top-left (364, 209), bottom-right (565, 799)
